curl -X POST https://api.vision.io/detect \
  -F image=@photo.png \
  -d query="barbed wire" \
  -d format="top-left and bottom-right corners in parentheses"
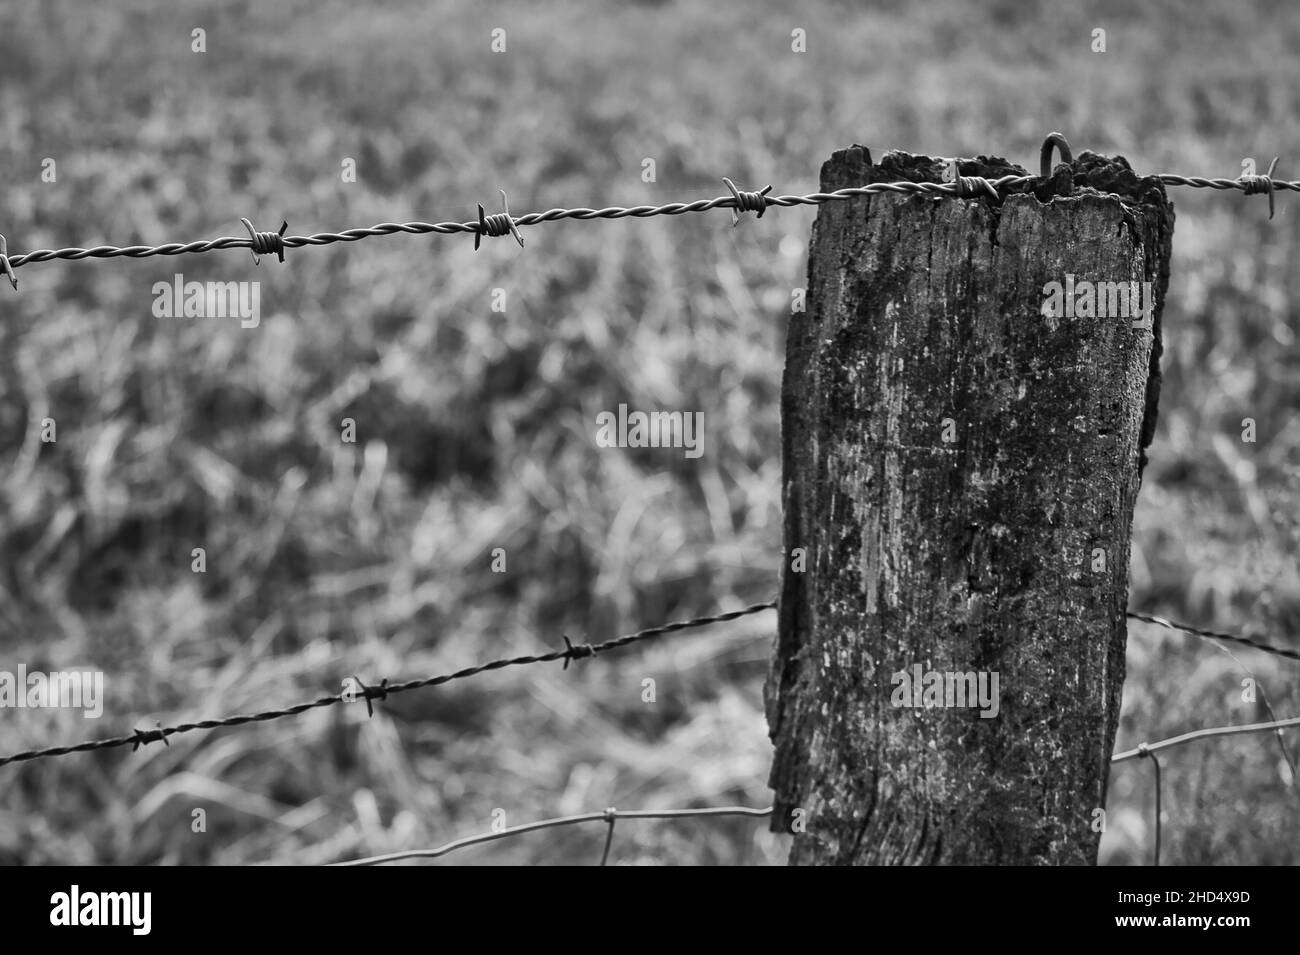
top-left (3, 129), bottom-right (1295, 868)
top-left (1126, 611), bottom-right (1300, 663)
top-left (331, 805), bottom-right (774, 866)
top-left (1, 592), bottom-right (1291, 868)
top-left (1195, 636), bottom-right (1300, 796)
top-left (1, 166), bottom-right (1295, 290)
top-left (0, 599), bottom-right (778, 769)
top-left (0, 599), bottom-right (1290, 771)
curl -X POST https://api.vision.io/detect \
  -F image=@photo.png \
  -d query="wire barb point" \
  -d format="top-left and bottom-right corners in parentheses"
top-left (0, 235), bottom-right (17, 291)
top-left (721, 178), bottom-right (773, 226)
top-left (561, 635), bottom-right (596, 670)
top-left (350, 675), bottom-right (389, 718)
top-left (1238, 156), bottom-right (1280, 220)
top-left (475, 190), bottom-right (524, 250)
top-left (240, 217), bottom-right (288, 264)
top-left (131, 724), bottom-right (168, 752)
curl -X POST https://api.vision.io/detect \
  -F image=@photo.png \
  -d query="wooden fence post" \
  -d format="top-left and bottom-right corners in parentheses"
top-left (765, 144), bottom-right (1175, 864)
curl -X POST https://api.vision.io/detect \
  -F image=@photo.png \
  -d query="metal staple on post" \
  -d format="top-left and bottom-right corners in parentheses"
top-left (1039, 131), bottom-right (1073, 179)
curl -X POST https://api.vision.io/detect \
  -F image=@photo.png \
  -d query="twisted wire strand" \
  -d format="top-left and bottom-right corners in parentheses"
top-left (1157, 173), bottom-right (1300, 192)
top-left (0, 597), bottom-right (1291, 769)
top-left (1126, 610), bottom-right (1300, 663)
top-left (5, 173), bottom-right (1298, 274)
top-left (0, 599), bottom-right (777, 769)
top-left (331, 805), bottom-right (774, 866)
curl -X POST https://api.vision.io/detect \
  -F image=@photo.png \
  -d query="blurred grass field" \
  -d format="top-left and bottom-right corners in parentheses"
top-left (1, 0), bottom-right (1298, 865)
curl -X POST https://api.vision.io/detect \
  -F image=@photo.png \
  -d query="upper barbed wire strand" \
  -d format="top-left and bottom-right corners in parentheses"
top-left (5, 173), bottom-right (1299, 272)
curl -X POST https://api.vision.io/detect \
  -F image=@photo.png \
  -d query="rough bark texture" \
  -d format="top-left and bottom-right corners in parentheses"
top-left (765, 146), bottom-right (1174, 865)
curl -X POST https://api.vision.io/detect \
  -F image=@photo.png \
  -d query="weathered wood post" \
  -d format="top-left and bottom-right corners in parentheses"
top-left (765, 141), bottom-right (1174, 864)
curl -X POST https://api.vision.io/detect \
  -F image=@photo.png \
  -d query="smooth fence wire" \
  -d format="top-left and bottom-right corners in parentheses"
top-left (1112, 715), bottom-right (1300, 763)
top-left (331, 805), bottom-right (775, 867)
top-left (328, 717), bottom-right (1300, 867)
top-left (1112, 716), bottom-right (1300, 867)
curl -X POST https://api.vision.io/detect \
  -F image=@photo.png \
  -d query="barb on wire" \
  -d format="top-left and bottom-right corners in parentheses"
top-left (4, 166), bottom-right (1299, 285)
top-left (475, 189), bottom-right (524, 250)
top-left (0, 599), bottom-right (777, 769)
top-left (331, 805), bottom-right (774, 866)
top-left (1238, 156), bottom-right (1280, 219)
top-left (0, 234), bottom-right (17, 290)
top-left (1127, 610), bottom-right (1300, 663)
top-left (721, 177), bottom-right (772, 225)
top-left (240, 217), bottom-right (288, 264)
top-left (348, 675), bottom-right (389, 718)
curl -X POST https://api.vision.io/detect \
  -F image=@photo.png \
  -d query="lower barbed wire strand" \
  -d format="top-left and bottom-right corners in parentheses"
top-left (0, 599), bottom-right (778, 768)
top-left (1126, 610), bottom-right (1300, 663)
top-left (0, 598), bottom-right (1292, 769)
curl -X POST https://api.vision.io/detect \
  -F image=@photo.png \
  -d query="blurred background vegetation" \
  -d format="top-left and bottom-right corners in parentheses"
top-left (0, 0), bottom-right (1297, 865)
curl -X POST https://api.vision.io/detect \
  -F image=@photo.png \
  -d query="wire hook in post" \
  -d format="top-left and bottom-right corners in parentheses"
top-left (475, 190), bottom-right (525, 250)
top-left (721, 178), bottom-right (773, 226)
top-left (0, 234), bottom-right (17, 291)
top-left (1039, 132), bottom-right (1073, 180)
top-left (1239, 156), bottom-right (1280, 220)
